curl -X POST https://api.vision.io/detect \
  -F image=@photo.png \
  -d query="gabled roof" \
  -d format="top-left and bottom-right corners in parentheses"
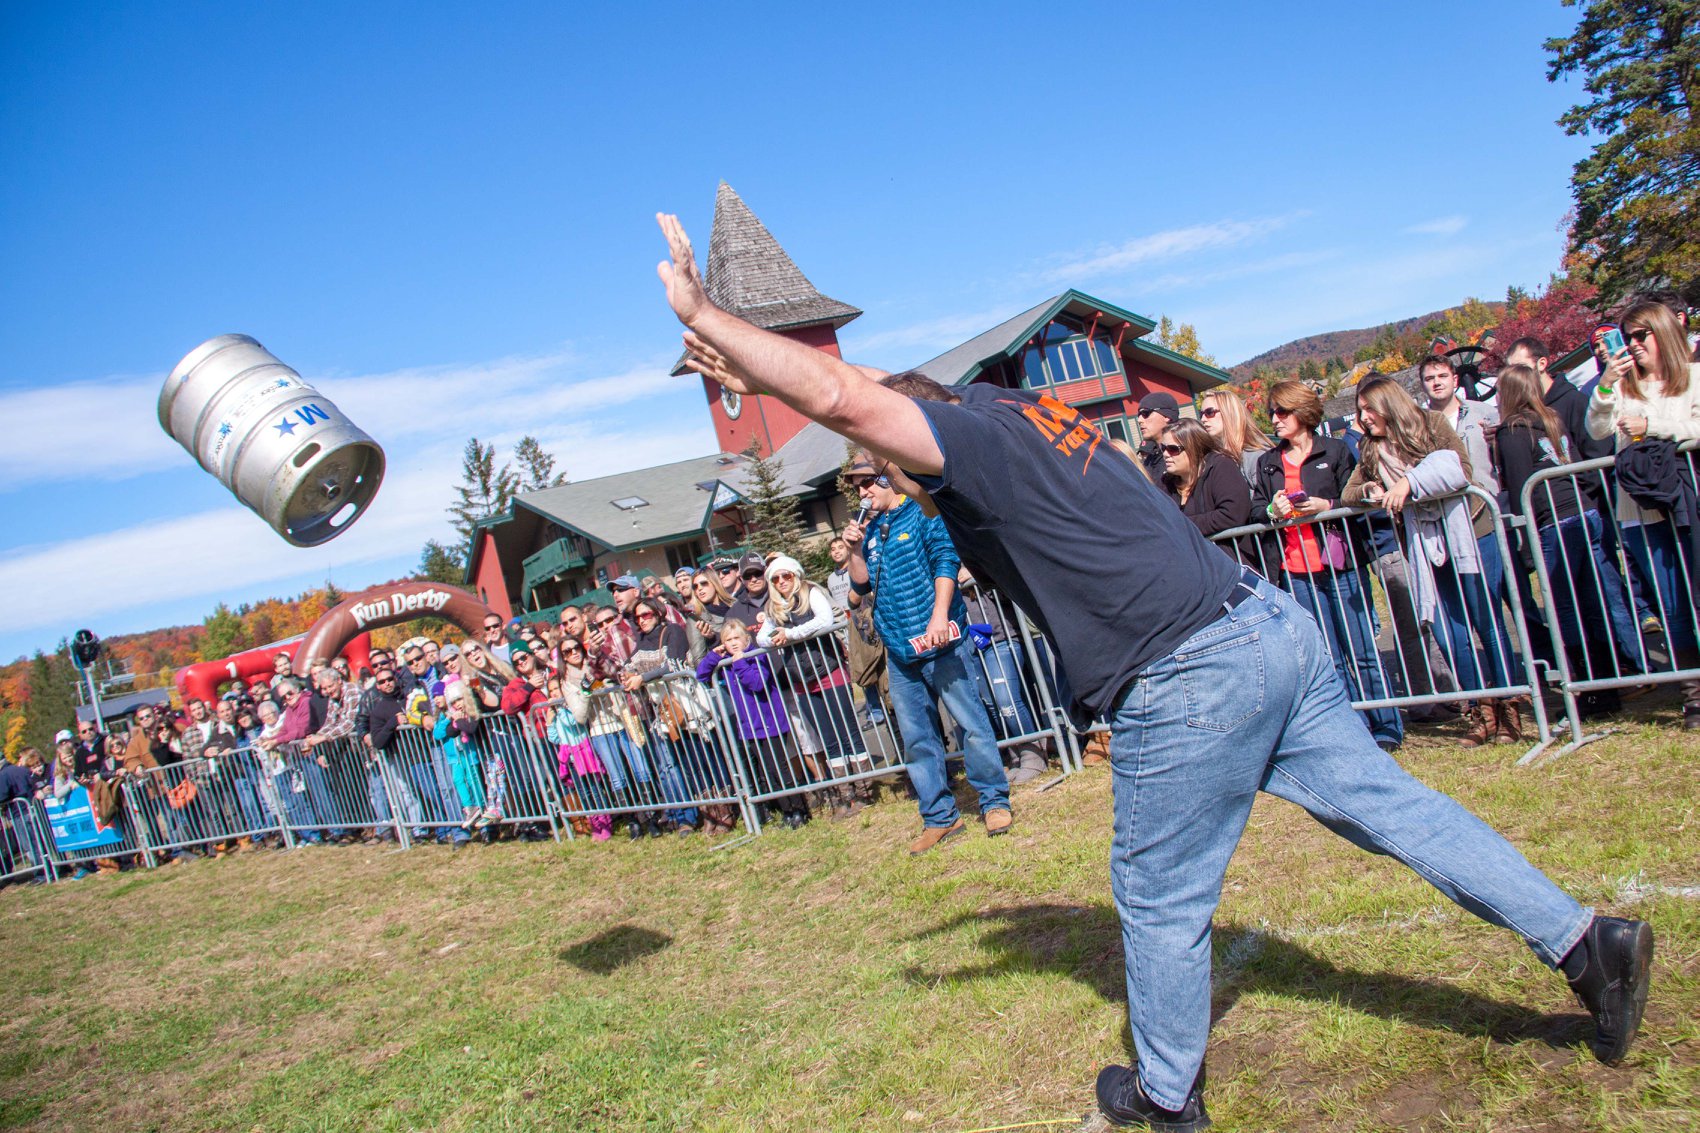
top-left (908, 289), bottom-right (1230, 393)
top-left (705, 182), bottom-right (861, 332)
top-left (733, 421), bottom-right (855, 495)
top-left (510, 452), bottom-right (746, 554)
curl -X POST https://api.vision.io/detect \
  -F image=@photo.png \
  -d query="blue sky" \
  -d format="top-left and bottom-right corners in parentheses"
top-left (0, 1), bottom-right (1590, 664)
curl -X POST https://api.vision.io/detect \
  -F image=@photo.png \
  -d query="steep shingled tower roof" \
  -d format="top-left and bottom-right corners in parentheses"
top-left (704, 182), bottom-right (862, 332)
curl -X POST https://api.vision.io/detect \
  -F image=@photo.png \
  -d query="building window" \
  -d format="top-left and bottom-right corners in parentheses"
top-left (1020, 318), bottom-right (1124, 391)
top-left (1099, 416), bottom-right (1130, 444)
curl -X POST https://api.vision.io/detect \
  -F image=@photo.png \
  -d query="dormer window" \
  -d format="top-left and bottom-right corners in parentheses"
top-left (1021, 317), bottom-right (1124, 390)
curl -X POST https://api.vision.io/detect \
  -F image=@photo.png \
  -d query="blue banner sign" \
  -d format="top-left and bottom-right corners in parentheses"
top-left (43, 786), bottom-right (126, 852)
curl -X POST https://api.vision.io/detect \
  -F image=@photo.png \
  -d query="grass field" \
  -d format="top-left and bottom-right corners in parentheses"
top-left (1, 709), bottom-right (1696, 1132)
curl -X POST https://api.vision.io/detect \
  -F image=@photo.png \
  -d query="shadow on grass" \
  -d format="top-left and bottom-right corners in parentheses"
top-left (559, 925), bottom-right (672, 975)
top-left (906, 903), bottom-right (1587, 1054)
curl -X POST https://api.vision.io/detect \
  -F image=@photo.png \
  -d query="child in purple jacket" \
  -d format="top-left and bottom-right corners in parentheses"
top-left (696, 620), bottom-right (810, 828)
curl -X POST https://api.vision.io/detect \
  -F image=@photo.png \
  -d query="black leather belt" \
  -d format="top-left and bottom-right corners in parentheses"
top-left (1226, 568), bottom-right (1261, 610)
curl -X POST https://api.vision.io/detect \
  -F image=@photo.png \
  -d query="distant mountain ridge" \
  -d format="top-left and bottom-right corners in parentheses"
top-left (1228, 303), bottom-right (1499, 382)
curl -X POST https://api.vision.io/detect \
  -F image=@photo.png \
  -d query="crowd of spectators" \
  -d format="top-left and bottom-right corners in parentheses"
top-left (4, 292), bottom-right (1695, 883)
top-left (1125, 291), bottom-right (1700, 747)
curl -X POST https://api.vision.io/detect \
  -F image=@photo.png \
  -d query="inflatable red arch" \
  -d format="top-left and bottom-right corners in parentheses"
top-left (175, 582), bottom-right (501, 703)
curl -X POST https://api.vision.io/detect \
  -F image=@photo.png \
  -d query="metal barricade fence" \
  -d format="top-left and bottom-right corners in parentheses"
top-left (460, 713), bottom-right (564, 838)
top-left (533, 670), bottom-right (753, 838)
top-left (42, 777), bottom-right (152, 870)
top-left (124, 749), bottom-right (283, 859)
top-left (708, 626), bottom-right (925, 832)
top-left (1, 798), bottom-right (55, 885)
top-left (959, 583), bottom-right (1079, 776)
top-left (1518, 440), bottom-right (1700, 757)
top-left (1202, 485), bottom-right (1553, 757)
top-left (264, 736), bottom-right (407, 846)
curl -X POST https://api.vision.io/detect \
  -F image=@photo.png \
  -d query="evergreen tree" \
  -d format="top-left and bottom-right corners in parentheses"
top-left (22, 645), bottom-right (79, 756)
top-left (449, 437), bottom-right (520, 542)
top-left (200, 604), bottom-right (249, 662)
top-left (417, 539), bottom-right (466, 584)
top-left (1548, 0), bottom-right (1700, 303)
top-left (513, 435), bottom-right (569, 491)
top-left (739, 437), bottom-right (804, 561)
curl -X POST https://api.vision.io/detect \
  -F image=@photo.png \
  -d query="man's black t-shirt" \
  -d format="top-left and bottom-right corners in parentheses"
top-left (909, 385), bottom-right (1242, 723)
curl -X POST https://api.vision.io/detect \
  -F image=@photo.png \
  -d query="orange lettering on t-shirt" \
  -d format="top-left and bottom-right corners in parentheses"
top-left (1005, 395), bottom-right (1102, 475)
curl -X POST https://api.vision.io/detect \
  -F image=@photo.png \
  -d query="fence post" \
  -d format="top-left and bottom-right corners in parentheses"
top-left (706, 676), bottom-right (763, 838)
top-left (122, 780), bottom-right (159, 870)
top-left (1012, 610), bottom-right (1079, 775)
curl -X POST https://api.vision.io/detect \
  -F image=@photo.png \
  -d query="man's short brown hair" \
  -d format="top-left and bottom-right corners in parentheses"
top-left (880, 370), bottom-right (960, 403)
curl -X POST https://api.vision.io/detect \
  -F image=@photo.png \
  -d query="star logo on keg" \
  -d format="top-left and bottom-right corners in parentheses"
top-left (274, 378), bottom-right (290, 389)
top-left (217, 422), bottom-right (232, 438)
top-left (274, 418), bottom-right (298, 436)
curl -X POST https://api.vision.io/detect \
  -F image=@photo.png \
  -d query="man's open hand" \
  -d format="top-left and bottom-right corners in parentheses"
top-left (656, 213), bottom-right (710, 328)
top-left (682, 329), bottom-right (760, 397)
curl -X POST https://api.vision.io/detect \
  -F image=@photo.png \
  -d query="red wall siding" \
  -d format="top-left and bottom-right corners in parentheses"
top-left (472, 531), bottom-right (513, 618)
top-left (1123, 359), bottom-right (1194, 407)
top-left (704, 325), bottom-right (843, 456)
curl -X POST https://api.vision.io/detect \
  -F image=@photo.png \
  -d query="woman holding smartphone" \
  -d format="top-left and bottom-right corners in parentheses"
top-left (1586, 299), bottom-right (1700, 729)
top-left (1251, 381), bottom-right (1403, 751)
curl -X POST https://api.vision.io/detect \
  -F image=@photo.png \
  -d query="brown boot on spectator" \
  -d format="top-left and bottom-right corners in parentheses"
top-left (829, 785), bottom-right (858, 819)
top-left (1495, 697), bottom-right (1526, 745)
top-left (908, 818), bottom-right (966, 855)
top-left (1460, 701), bottom-right (1495, 748)
top-left (1081, 733), bottom-right (1111, 765)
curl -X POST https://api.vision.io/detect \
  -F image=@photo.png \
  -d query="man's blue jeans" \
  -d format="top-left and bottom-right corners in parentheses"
top-left (1108, 572), bottom-right (1590, 1111)
top-left (888, 637), bottom-right (1008, 827)
top-left (1285, 567), bottom-right (1403, 746)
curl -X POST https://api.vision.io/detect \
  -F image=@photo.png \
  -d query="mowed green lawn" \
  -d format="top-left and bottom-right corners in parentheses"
top-left (1, 712), bottom-right (1696, 1132)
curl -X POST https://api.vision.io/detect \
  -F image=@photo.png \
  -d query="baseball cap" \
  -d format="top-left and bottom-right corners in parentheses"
top-left (673, 566), bottom-right (695, 579)
top-left (54, 729), bottom-right (74, 744)
top-left (439, 643), bottom-right (461, 660)
top-left (610, 574), bottom-right (640, 591)
top-left (738, 553), bottom-right (765, 576)
top-left (509, 639), bottom-right (533, 658)
top-left (1137, 392), bottom-right (1181, 421)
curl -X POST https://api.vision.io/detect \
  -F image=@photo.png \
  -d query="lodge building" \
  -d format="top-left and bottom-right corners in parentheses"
top-left (464, 183), bottom-right (1231, 616)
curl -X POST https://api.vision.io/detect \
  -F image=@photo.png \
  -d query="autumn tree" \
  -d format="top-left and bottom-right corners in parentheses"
top-left (1547, 0), bottom-right (1700, 303)
top-left (1486, 276), bottom-right (1603, 364)
top-left (513, 435), bottom-right (569, 492)
top-left (1154, 315), bottom-right (1218, 366)
top-left (449, 438), bottom-right (520, 542)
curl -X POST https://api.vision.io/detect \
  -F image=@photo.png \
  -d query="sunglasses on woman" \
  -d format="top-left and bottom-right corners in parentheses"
top-left (635, 610), bottom-right (658, 621)
top-left (1160, 444), bottom-right (1185, 456)
top-left (1200, 406), bottom-right (1221, 419)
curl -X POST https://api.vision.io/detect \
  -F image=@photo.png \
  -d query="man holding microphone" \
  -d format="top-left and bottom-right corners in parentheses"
top-left (840, 453), bottom-right (1011, 852)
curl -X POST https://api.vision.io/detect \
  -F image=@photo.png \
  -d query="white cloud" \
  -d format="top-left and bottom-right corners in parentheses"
top-left (1039, 214), bottom-right (1304, 283)
top-left (0, 347), bottom-right (691, 491)
top-left (1403, 215), bottom-right (1468, 237)
top-left (0, 420), bottom-right (719, 640)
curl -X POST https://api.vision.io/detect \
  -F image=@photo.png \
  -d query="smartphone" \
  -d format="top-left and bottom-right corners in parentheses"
top-left (1285, 490), bottom-right (1309, 505)
top-left (1597, 325), bottom-right (1627, 358)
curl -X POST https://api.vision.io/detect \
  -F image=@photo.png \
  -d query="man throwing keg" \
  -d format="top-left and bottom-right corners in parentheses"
top-left (654, 214), bottom-right (1652, 1130)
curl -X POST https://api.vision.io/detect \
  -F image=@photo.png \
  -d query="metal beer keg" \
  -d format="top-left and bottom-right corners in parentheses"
top-left (158, 334), bottom-right (385, 546)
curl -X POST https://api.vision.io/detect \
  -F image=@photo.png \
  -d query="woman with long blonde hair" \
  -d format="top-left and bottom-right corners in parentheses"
top-left (1198, 388), bottom-right (1272, 481)
top-left (1584, 299), bottom-right (1700, 727)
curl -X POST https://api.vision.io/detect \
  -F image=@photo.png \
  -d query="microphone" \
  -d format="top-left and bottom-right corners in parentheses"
top-left (853, 502), bottom-right (872, 528)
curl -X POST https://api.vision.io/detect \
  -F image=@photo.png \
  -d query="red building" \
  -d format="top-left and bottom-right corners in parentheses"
top-left (466, 184), bottom-right (1233, 617)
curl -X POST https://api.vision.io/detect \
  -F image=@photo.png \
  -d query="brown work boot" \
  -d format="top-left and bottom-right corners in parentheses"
top-left (1495, 696), bottom-right (1526, 745)
top-left (908, 818), bottom-right (966, 855)
top-left (984, 808), bottom-right (1013, 837)
top-left (1081, 733), bottom-right (1111, 765)
top-left (1460, 700), bottom-right (1496, 748)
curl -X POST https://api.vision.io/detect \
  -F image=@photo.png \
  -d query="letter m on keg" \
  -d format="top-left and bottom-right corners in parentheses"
top-left (295, 404), bottom-right (331, 428)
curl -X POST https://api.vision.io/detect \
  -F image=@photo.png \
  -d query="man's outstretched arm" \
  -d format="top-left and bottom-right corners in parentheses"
top-left (656, 213), bottom-right (944, 477)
